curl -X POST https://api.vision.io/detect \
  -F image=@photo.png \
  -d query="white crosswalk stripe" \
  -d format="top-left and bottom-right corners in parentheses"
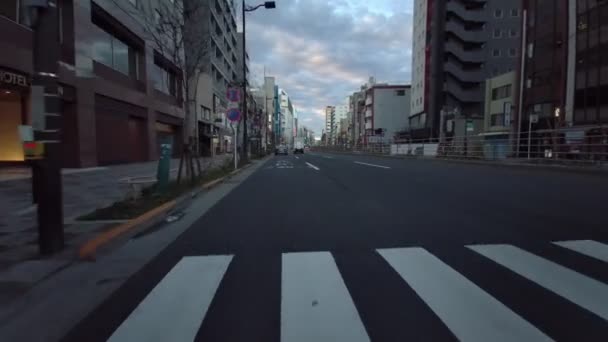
top-left (281, 251), bottom-right (370, 342)
top-left (468, 244), bottom-right (608, 320)
top-left (105, 240), bottom-right (607, 341)
top-left (108, 255), bottom-right (233, 342)
top-left (378, 247), bottom-right (552, 342)
top-left (552, 239), bottom-right (608, 263)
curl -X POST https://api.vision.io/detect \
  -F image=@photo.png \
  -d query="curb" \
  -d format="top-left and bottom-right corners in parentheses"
top-left (77, 162), bottom-right (256, 261)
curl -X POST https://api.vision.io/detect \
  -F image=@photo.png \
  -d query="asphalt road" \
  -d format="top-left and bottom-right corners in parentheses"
top-left (62, 152), bottom-right (608, 342)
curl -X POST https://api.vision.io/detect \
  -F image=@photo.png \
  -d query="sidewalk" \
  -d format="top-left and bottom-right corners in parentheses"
top-left (0, 155), bottom-right (230, 272)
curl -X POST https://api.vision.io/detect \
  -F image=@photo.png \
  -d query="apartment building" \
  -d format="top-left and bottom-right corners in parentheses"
top-left (0, 0), bottom-right (189, 167)
top-left (410, 0), bottom-right (522, 140)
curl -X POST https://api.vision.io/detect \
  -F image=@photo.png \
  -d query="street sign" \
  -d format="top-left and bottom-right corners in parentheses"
top-left (530, 114), bottom-right (539, 123)
top-left (466, 120), bottom-right (474, 132)
top-left (23, 141), bottom-right (44, 159)
top-left (227, 87), bottom-right (240, 102)
top-left (504, 102), bottom-right (512, 126)
top-left (226, 108), bottom-right (241, 122)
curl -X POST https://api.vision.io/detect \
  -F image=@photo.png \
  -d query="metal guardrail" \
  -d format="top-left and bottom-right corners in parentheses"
top-left (315, 127), bottom-right (608, 167)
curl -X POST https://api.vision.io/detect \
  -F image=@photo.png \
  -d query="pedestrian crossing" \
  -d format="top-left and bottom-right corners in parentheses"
top-left (106, 240), bottom-right (608, 342)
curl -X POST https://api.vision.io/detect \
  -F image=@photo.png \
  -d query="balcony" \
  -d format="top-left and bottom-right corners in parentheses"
top-left (444, 82), bottom-right (482, 103)
top-left (365, 96), bottom-right (373, 106)
top-left (446, 1), bottom-right (485, 23)
top-left (365, 109), bottom-right (372, 118)
top-left (365, 121), bottom-right (373, 130)
top-left (445, 41), bottom-right (484, 63)
top-left (445, 21), bottom-right (486, 43)
top-left (444, 60), bottom-right (484, 83)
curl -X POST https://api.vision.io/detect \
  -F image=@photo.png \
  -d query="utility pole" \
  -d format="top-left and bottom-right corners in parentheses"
top-left (27, 0), bottom-right (64, 254)
top-left (241, 0), bottom-right (248, 164)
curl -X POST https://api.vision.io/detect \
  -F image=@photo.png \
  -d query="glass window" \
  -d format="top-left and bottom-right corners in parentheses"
top-left (509, 48), bottom-right (517, 57)
top-left (92, 29), bottom-right (114, 67)
top-left (492, 49), bottom-right (501, 57)
top-left (495, 9), bottom-right (503, 18)
top-left (509, 29), bottom-right (518, 37)
top-left (511, 9), bottom-right (519, 17)
top-left (493, 29), bottom-right (502, 38)
top-left (113, 39), bottom-right (130, 75)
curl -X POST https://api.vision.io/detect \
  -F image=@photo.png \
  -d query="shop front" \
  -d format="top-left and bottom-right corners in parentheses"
top-left (0, 67), bottom-right (29, 164)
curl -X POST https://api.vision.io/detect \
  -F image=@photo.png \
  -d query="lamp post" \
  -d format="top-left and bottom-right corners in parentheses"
top-left (242, 1), bottom-right (275, 163)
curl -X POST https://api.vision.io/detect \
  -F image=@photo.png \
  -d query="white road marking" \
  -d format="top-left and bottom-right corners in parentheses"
top-left (355, 162), bottom-right (390, 169)
top-left (323, 156), bottom-right (334, 159)
top-left (378, 247), bottom-right (551, 342)
top-left (108, 255), bottom-right (233, 342)
top-left (469, 244), bottom-right (608, 320)
top-left (306, 162), bottom-right (320, 171)
top-left (552, 240), bottom-right (608, 263)
top-left (281, 252), bottom-right (370, 342)
top-left (295, 156), bottom-right (299, 159)
top-left (354, 161), bottom-right (391, 169)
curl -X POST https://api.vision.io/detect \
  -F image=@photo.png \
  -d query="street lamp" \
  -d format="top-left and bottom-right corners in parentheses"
top-left (241, 1), bottom-right (275, 163)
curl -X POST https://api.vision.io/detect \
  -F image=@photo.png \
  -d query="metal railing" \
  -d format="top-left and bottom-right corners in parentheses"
top-left (314, 127), bottom-right (608, 168)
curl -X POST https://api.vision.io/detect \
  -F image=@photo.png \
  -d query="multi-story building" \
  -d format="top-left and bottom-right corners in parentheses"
top-left (263, 76), bottom-right (278, 146)
top-left (518, 0), bottom-right (607, 156)
top-left (410, 0), bottom-right (522, 140)
top-left (0, 0), bottom-right (192, 167)
top-left (279, 88), bottom-right (294, 145)
top-left (364, 85), bottom-right (411, 144)
top-left (192, 0), bottom-right (239, 155)
top-left (334, 103), bottom-right (348, 144)
top-left (481, 71), bottom-right (516, 159)
top-left (325, 106), bottom-right (335, 145)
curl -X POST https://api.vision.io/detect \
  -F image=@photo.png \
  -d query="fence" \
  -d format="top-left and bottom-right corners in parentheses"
top-left (313, 127), bottom-right (608, 167)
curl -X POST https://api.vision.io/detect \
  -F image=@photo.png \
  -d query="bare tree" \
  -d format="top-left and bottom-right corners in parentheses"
top-left (111, 0), bottom-right (211, 183)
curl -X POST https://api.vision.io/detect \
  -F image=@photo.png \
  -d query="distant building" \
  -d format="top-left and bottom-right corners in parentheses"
top-left (480, 72), bottom-right (516, 159)
top-left (364, 85), bottom-right (411, 144)
top-left (325, 106), bottom-right (335, 145)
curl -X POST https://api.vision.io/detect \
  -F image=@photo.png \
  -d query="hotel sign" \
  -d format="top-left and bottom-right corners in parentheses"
top-left (0, 68), bottom-right (29, 89)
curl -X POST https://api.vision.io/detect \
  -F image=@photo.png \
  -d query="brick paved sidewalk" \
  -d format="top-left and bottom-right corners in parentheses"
top-left (0, 154), bottom-right (231, 271)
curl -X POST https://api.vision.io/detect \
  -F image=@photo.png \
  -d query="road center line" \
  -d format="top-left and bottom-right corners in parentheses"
top-left (354, 161), bottom-right (391, 169)
top-left (306, 162), bottom-right (320, 171)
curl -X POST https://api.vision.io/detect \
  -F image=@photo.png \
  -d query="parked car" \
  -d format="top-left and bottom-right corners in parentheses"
top-left (275, 144), bottom-right (288, 155)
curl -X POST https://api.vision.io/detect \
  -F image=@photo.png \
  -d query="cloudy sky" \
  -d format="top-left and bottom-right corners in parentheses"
top-left (245, 0), bottom-right (414, 135)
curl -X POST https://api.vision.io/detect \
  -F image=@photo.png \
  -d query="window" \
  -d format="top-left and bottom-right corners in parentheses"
top-left (508, 48), bottom-right (517, 57)
top-left (493, 28), bottom-right (502, 38)
top-left (494, 9), bottom-right (503, 18)
top-left (511, 9), bottom-right (519, 17)
top-left (509, 29), bottom-right (518, 37)
top-left (491, 85), bottom-right (512, 100)
top-left (490, 113), bottom-right (505, 126)
top-left (152, 63), bottom-right (177, 95)
top-left (396, 90), bottom-right (406, 96)
top-left (91, 27), bottom-right (137, 76)
top-left (492, 49), bottom-right (501, 57)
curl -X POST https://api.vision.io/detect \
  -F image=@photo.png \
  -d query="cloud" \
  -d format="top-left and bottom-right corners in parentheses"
top-left (247, 0), bottom-right (413, 135)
